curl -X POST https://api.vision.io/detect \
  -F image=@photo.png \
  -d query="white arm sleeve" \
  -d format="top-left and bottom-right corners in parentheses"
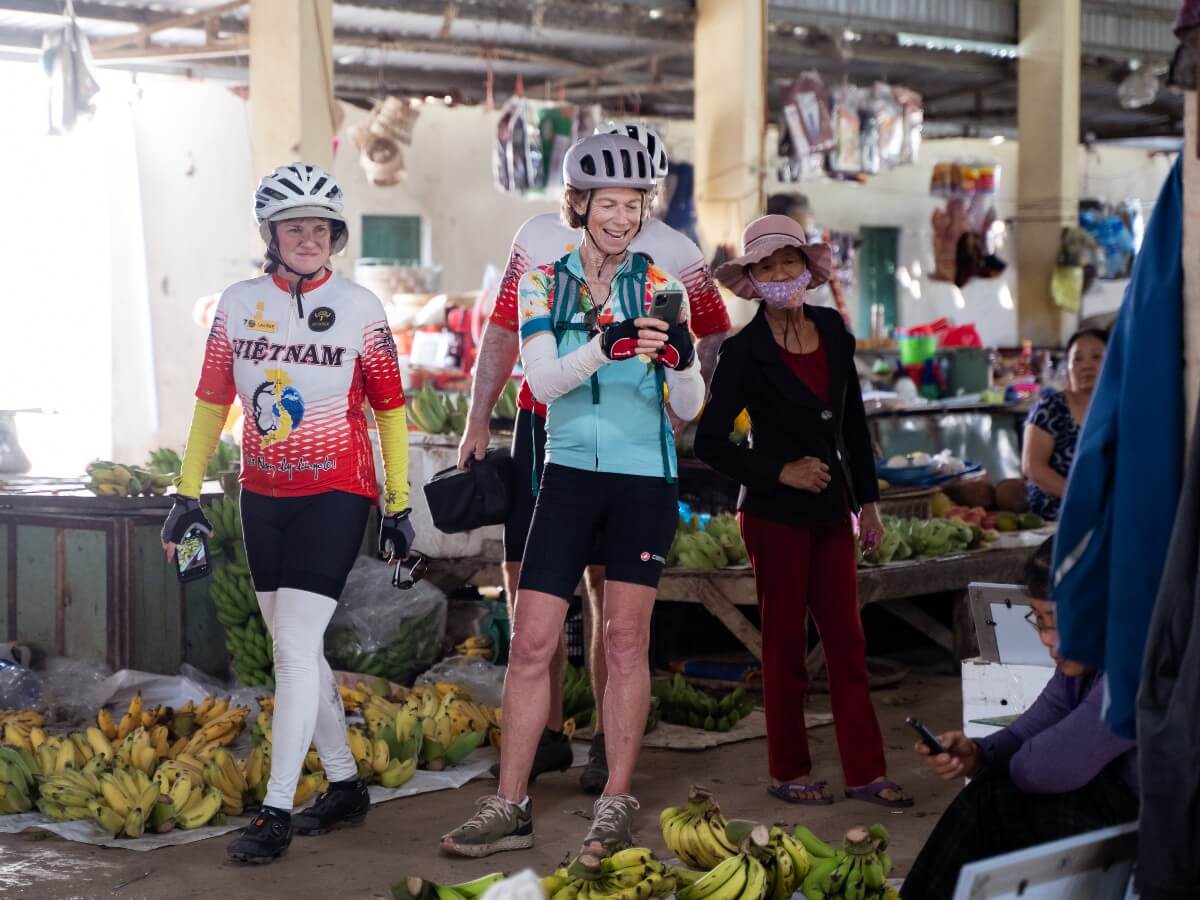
top-left (665, 359), bottom-right (705, 422)
top-left (521, 331), bottom-right (609, 403)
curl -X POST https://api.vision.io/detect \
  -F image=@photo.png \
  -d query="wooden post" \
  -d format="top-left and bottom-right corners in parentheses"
top-left (1016, 0), bottom-right (1081, 345)
top-left (693, 0), bottom-right (766, 253)
top-left (248, 0), bottom-right (336, 176)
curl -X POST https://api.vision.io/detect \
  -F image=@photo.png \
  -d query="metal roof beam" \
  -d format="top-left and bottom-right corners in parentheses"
top-left (767, 0), bottom-right (1017, 44)
top-left (87, 0), bottom-right (246, 53)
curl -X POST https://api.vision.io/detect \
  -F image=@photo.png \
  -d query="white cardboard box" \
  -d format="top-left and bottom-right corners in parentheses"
top-left (961, 657), bottom-right (1054, 739)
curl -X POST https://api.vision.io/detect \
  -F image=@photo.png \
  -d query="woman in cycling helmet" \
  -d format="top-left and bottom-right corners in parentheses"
top-left (441, 134), bottom-right (705, 862)
top-left (161, 163), bottom-right (416, 865)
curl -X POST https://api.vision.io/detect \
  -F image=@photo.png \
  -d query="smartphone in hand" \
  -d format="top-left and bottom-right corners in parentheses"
top-left (648, 290), bottom-right (684, 324)
top-left (906, 716), bottom-right (946, 754)
top-left (174, 525), bottom-right (211, 583)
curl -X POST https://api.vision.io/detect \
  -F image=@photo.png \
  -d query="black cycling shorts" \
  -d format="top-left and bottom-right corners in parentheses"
top-left (504, 409), bottom-right (604, 566)
top-left (240, 489), bottom-right (371, 599)
top-left (518, 463), bottom-right (678, 600)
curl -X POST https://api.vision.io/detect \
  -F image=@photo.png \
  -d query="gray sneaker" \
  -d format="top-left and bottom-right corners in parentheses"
top-left (578, 793), bottom-right (640, 865)
top-left (440, 795), bottom-right (534, 858)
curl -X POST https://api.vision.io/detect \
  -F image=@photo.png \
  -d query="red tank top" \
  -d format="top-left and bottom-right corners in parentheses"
top-left (782, 342), bottom-right (830, 403)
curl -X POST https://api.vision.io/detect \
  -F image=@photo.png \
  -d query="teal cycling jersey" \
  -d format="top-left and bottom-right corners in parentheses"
top-left (518, 249), bottom-right (686, 480)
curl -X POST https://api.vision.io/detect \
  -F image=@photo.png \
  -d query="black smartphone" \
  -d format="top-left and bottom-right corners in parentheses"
top-left (174, 525), bottom-right (211, 583)
top-left (906, 716), bottom-right (946, 754)
top-left (392, 553), bottom-right (429, 591)
top-left (648, 289), bottom-right (684, 325)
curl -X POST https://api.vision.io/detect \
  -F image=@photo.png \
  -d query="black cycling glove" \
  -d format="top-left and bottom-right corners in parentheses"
top-left (598, 320), bottom-right (642, 361)
top-left (657, 323), bottom-right (695, 370)
top-left (379, 509), bottom-right (416, 561)
top-left (161, 496), bottom-right (212, 545)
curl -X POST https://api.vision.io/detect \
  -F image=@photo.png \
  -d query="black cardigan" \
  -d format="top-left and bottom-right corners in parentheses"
top-left (694, 304), bottom-right (879, 528)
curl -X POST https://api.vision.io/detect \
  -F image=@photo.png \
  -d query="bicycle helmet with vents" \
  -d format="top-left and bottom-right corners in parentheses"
top-left (254, 163), bottom-right (349, 253)
top-left (562, 134), bottom-right (657, 192)
top-left (599, 121), bottom-right (669, 178)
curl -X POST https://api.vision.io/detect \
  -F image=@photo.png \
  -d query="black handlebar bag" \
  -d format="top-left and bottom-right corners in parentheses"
top-left (422, 448), bottom-right (513, 534)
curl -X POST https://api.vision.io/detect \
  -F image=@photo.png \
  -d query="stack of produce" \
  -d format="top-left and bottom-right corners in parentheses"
top-left (392, 873), bottom-right (507, 900)
top-left (667, 513), bottom-right (749, 569)
top-left (795, 824), bottom-right (895, 900)
top-left (0, 692), bottom-right (251, 836)
top-left (206, 494), bottom-right (274, 688)
top-left (354, 683), bottom-right (493, 773)
top-left (653, 676), bottom-right (754, 732)
top-left (84, 461), bottom-right (175, 498)
top-left (542, 849), bottom-right (676, 900)
top-left (408, 385), bottom-right (469, 436)
top-left (325, 602), bottom-right (444, 682)
top-left (860, 515), bottom-right (988, 565)
top-left (562, 664), bottom-right (595, 729)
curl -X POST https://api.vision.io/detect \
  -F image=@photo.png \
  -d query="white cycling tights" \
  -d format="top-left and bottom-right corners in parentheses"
top-left (257, 588), bottom-right (358, 811)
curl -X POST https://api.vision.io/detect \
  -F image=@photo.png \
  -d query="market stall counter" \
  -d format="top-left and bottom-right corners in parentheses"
top-left (0, 481), bottom-right (227, 677)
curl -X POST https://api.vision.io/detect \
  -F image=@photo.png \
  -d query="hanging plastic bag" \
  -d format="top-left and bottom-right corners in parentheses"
top-left (1051, 265), bottom-right (1084, 313)
top-left (41, 0), bottom-right (100, 135)
top-left (493, 100), bottom-right (515, 193)
top-left (782, 72), bottom-right (834, 153)
top-left (874, 83), bottom-right (904, 168)
top-left (894, 87), bottom-right (924, 165)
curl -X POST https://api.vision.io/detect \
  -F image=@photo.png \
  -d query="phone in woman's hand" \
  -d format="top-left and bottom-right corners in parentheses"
top-left (649, 290), bottom-right (683, 324)
top-left (906, 716), bottom-right (946, 754)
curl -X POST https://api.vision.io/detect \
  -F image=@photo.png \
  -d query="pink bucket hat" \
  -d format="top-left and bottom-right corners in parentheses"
top-left (714, 214), bottom-right (833, 299)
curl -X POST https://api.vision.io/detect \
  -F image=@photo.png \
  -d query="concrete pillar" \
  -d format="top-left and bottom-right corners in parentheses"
top-left (1184, 92), bottom-right (1200, 439)
top-left (249, 0), bottom-right (335, 175)
top-left (693, 0), bottom-right (766, 253)
top-left (1016, 0), bottom-right (1080, 346)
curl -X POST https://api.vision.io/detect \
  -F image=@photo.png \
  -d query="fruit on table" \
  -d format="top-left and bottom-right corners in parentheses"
top-left (945, 478), bottom-right (996, 510)
top-left (929, 491), bottom-right (952, 517)
top-left (994, 511), bottom-right (1020, 532)
top-left (667, 513), bottom-right (749, 569)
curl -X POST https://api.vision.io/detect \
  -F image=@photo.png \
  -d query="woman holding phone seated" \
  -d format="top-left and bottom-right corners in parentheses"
top-left (900, 538), bottom-right (1138, 900)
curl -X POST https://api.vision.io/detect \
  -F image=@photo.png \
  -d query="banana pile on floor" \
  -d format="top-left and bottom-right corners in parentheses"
top-left (0, 692), bottom-right (253, 837)
top-left (454, 636), bottom-right (494, 660)
top-left (542, 848), bottom-right (676, 900)
top-left (392, 872), bottom-right (507, 900)
top-left (360, 683), bottom-right (493, 772)
top-left (206, 494), bottom-right (275, 689)
top-left (660, 784), bottom-right (897, 900)
top-left (653, 677), bottom-right (754, 733)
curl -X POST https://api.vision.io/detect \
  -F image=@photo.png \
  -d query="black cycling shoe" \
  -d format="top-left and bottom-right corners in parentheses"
top-left (489, 727), bottom-right (573, 781)
top-left (227, 806), bottom-right (292, 864)
top-left (292, 779), bottom-right (371, 835)
top-left (579, 734), bottom-right (608, 795)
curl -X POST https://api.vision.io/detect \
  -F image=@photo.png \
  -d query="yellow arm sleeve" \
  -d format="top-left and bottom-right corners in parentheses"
top-left (177, 399), bottom-right (230, 497)
top-left (375, 405), bottom-right (410, 514)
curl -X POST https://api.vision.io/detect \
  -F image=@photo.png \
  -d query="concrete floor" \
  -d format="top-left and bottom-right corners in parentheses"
top-left (0, 673), bottom-right (963, 900)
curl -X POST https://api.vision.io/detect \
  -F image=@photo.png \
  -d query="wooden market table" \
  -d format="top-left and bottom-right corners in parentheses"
top-left (460, 540), bottom-right (1040, 672)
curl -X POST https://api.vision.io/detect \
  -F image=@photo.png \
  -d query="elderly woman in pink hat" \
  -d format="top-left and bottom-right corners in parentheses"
top-left (694, 214), bottom-right (911, 809)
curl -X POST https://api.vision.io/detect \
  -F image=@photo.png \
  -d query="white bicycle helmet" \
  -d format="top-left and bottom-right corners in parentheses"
top-left (254, 163), bottom-right (349, 253)
top-left (563, 133), bottom-right (657, 192)
top-left (599, 121), bottom-right (669, 178)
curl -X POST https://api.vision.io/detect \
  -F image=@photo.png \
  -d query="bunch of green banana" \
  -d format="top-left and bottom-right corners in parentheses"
top-left (797, 824), bottom-right (892, 900)
top-left (675, 851), bottom-right (768, 900)
top-left (408, 384), bottom-right (451, 434)
top-left (205, 495), bottom-right (244, 558)
top-left (563, 663), bottom-right (596, 728)
top-left (652, 676), bottom-right (754, 733)
top-left (391, 872), bottom-right (506, 900)
top-left (539, 847), bottom-right (674, 900)
top-left (146, 447), bottom-right (183, 476)
top-left (660, 785), bottom-right (748, 869)
top-left (210, 552), bottom-right (274, 688)
top-left (666, 513), bottom-right (749, 569)
top-left (493, 380), bottom-right (518, 420)
top-left (84, 461), bottom-right (175, 498)
top-left (0, 746), bottom-right (36, 813)
top-left (206, 438), bottom-right (239, 479)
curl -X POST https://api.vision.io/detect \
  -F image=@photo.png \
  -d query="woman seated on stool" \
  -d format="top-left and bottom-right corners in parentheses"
top-left (899, 537), bottom-right (1138, 900)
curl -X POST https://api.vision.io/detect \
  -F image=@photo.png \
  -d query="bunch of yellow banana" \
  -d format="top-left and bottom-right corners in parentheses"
top-left (660, 786), bottom-right (742, 869)
top-left (242, 744), bottom-right (267, 803)
top-left (763, 827), bottom-right (810, 900)
top-left (539, 848), bottom-right (675, 900)
top-left (39, 767), bottom-right (104, 823)
top-left (674, 852), bottom-right (768, 900)
top-left (338, 682), bottom-right (372, 713)
top-left (454, 636), bottom-right (494, 659)
top-left (93, 768), bottom-right (175, 837)
top-left (0, 746), bottom-right (37, 814)
top-left (114, 726), bottom-right (168, 774)
top-left (203, 748), bottom-right (250, 816)
top-left (169, 700), bottom-right (197, 739)
top-left (33, 732), bottom-right (110, 778)
top-left (168, 777), bottom-right (224, 830)
top-left (392, 872), bottom-right (506, 900)
top-left (293, 771), bottom-right (326, 806)
top-left (181, 702), bottom-right (249, 758)
top-left (0, 710), bottom-right (46, 749)
top-left (96, 692), bottom-right (170, 743)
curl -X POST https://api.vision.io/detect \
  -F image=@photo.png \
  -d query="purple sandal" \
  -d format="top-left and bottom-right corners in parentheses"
top-left (844, 780), bottom-right (913, 809)
top-left (768, 781), bottom-right (835, 806)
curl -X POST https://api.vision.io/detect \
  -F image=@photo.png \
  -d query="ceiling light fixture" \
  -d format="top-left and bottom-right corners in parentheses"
top-left (897, 32), bottom-right (1019, 60)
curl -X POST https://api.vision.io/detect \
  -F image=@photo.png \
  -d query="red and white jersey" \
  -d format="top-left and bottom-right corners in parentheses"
top-left (491, 214), bottom-right (731, 415)
top-left (196, 271), bottom-right (405, 500)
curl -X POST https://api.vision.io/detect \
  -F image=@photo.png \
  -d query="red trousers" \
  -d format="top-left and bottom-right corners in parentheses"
top-left (740, 512), bottom-right (887, 786)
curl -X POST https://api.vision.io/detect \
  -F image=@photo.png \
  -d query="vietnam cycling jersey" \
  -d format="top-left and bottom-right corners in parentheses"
top-left (195, 271), bottom-right (406, 501)
top-left (492, 214), bottom-right (730, 416)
